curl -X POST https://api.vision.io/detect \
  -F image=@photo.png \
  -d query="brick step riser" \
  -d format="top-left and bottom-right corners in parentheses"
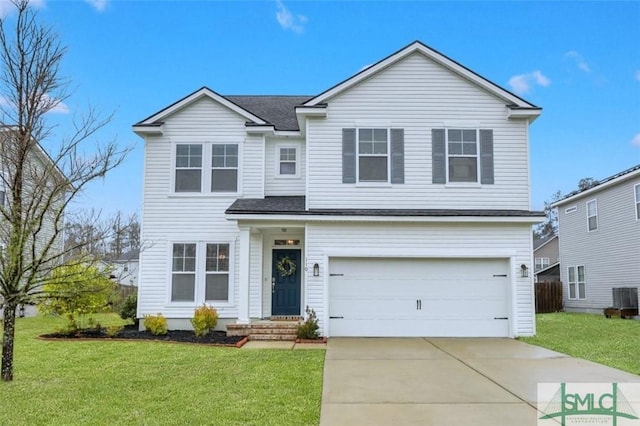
top-left (249, 329), bottom-right (297, 335)
top-left (249, 334), bottom-right (297, 341)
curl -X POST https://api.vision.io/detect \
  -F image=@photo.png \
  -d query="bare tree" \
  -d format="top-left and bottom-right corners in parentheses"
top-left (534, 190), bottom-right (562, 241)
top-left (0, 1), bottom-right (129, 381)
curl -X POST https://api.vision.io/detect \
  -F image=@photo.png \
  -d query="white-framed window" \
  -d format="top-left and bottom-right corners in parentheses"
top-left (567, 265), bottom-right (586, 300)
top-left (276, 145), bottom-right (298, 178)
top-left (171, 243), bottom-right (197, 301)
top-left (357, 128), bottom-right (389, 182)
top-left (175, 144), bottom-right (202, 192)
top-left (586, 199), bottom-right (598, 231)
top-left (635, 184), bottom-right (640, 220)
top-left (205, 243), bottom-right (230, 302)
top-left (170, 242), bottom-right (231, 304)
top-left (447, 129), bottom-right (478, 183)
top-left (173, 143), bottom-right (239, 194)
top-left (211, 144), bottom-right (238, 192)
top-left (535, 257), bottom-right (550, 271)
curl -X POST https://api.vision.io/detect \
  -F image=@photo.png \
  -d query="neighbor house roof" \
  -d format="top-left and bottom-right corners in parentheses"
top-left (552, 163), bottom-right (640, 207)
top-left (226, 196), bottom-right (545, 219)
top-left (533, 235), bottom-right (557, 251)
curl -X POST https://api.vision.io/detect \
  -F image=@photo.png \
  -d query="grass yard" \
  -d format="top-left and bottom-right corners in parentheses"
top-left (0, 314), bottom-right (325, 425)
top-left (520, 312), bottom-right (640, 375)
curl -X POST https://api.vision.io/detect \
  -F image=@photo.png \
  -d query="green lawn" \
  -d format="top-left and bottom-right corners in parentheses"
top-left (520, 312), bottom-right (640, 375)
top-left (0, 315), bottom-right (325, 425)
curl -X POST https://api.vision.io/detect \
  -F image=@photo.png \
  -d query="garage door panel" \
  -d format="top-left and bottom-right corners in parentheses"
top-left (328, 257), bottom-right (510, 337)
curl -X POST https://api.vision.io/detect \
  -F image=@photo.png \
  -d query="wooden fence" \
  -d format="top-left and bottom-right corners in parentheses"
top-left (117, 285), bottom-right (137, 300)
top-left (535, 281), bottom-right (563, 313)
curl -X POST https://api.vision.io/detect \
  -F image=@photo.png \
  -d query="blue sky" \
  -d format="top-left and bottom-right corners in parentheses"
top-left (6, 0), bottom-right (639, 215)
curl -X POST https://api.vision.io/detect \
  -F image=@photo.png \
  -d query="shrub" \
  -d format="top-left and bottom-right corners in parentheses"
top-left (119, 294), bottom-right (137, 322)
top-left (39, 263), bottom-right (117, 331)
top-left (296, 307), bottom-right (320, 340)
top-left (143, 314), bottom-right (168, 335)
top-left (105, 325), bottom-right (123, 337)
top-left (191, 305), bottom-right (219, 337)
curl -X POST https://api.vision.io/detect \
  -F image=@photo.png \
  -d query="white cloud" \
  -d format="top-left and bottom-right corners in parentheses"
top-left (275, 0), bottom-right (307, 34)
top-left (0, 0), bottom-right (46, 18)
top-left (0, 94), bottom-right (69, 114)
top-left (508, 70), bottom-right (551, 95)
top-left (85, 0), bottom-right (108, 12)
top-left (564, 50), bottom-right (590, 73)
top-left (631, 134), bottom-right (640, 148)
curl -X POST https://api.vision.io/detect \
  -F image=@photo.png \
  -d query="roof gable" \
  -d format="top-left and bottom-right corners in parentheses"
top-left (303, 41), bottom-right (540, 114)
top-left (134, 87), bottom-right (269, 128)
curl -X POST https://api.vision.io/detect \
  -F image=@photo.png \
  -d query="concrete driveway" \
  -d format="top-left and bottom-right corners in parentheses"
top-left (320, 338), bottom-right (640, 425)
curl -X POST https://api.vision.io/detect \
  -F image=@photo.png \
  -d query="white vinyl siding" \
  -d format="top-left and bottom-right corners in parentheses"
top-left (587, 199), bottom-right (598, 231)
top-left (557, 176), bottom-right (640, 312)
top-left (305, 222), bottom-right (535, 337)
top-left (265, 138), bottom-right (305, 196)
top-left (305, 52), bottom-right (531, 210)
top-left (139, 97), bottom-right (252, 320)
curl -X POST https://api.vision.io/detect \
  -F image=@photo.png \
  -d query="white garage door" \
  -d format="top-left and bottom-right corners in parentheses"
top-left (328, 257), bottom-right (511, 337)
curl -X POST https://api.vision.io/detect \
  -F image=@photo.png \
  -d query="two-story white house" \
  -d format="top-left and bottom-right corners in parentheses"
top-left (133, 41), bottom-right (543, 338)
top-left (552, 164), bottom-right (640, 313)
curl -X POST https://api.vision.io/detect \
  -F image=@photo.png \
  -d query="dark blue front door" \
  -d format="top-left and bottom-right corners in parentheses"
top-left (272, 249), bottom-right (301, 316)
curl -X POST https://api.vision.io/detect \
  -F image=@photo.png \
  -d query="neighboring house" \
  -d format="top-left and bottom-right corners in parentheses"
top-left (132, 41), bottom-right (544, 338)
top-left (108, 250), bottom-right (140, 287)
top-left (552, 164), bottom-right (640, 313)
top-left (533, 235), bottom-right (560, 282)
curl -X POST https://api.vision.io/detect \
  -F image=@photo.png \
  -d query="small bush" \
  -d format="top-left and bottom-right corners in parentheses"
top-left (143, 313), bottom-right (168, 336)
top-left (119, 294), bottom-right (137, 322)
top-left (296, 307), bottom-right (320, 340)
top-left (191, 305), bottom-right (219, 337)
top-left (105, 325), bottom-right (123, 337)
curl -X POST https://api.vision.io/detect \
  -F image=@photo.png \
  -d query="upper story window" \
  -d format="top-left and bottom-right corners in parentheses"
top-left (342, 128), bottom-right (404, 184)
top-left (211, 144), bottom-right (238, 192)
top-left (358, 128), bottom-right (388, 182)
top-left (535, 257), bottom-right (550, 271)
top-left (174, 143), bottom-right (239, 194)
top-left (447, 129), bottom-right (478, 182)
top-left (586, 199), bottom-right (598, 231)
top-left (432, 128), bottom-right (494, 185)
top-left (635, 184), bottom-right (640, 220)
top-left (175, 144), bottom-right (202, 192)
top-left (277, 146), bottom-right (298, 178)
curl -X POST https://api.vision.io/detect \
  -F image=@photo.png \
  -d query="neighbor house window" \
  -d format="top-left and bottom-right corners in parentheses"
top-left (205, 243), bottom-right (229, 301)
top-left (586, 199), bottom-right (598, 231)
top-left (447, 129), bottom-right (478, 183)
top-left (171, 243), bottom-right (196, 301)
top-left (535, 257), bottom-right (550, 271)
top-left (277, 146), bottom-right (298, 177)
top-left (211, 144), bottom-right (238, 192)
top-left (567, 265), bottom-right (586, 300)
top-left (175, 144), bottom-right (202, 192)
top-left (358, 128), bottom-right (388, 182)
top-left (635, 184), bottom-right (640, 220)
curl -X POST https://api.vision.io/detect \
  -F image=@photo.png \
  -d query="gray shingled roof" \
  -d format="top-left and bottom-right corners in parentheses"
top-left (226, 96), bottom-right (312, 131)
top-left (226, 196), bottom-right (545, 217)
top-left (556, 163), bottom-right (640, 203)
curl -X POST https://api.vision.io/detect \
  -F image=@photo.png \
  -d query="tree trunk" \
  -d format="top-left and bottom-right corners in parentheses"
top-left (1, 303), bottom-right (17, 381)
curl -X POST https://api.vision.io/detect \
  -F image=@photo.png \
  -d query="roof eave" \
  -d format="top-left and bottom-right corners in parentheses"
top-left (132, 123), bottom-right (164, 136)
top-left (295, 105), bottom-right (327, 132)
top-left (551, 167), bottom-right (640, 207)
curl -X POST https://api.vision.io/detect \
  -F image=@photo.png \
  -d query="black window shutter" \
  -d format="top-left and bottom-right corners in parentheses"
top-left (432, 129), bottom-right (446, 184)
top-left (390, 129), bottom-right (404, 184)
top-left (480, 129), bottom-right (494, 184)
top-left (342, 128), bottom-right (356, 183)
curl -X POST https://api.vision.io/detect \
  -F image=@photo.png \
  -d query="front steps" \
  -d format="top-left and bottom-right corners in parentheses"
top-left (227, 319), bottom-right (301, 341)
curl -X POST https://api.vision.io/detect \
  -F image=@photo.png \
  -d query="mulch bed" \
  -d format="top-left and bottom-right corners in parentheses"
top-left (39, 324), bottom-right (246, 347)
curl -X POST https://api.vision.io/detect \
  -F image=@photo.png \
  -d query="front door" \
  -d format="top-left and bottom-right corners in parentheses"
top-left (271, 249), bottom-right (301, 316)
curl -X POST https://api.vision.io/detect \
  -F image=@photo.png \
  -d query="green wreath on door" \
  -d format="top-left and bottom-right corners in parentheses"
top-left (276, 256), bottom-right (297, 277)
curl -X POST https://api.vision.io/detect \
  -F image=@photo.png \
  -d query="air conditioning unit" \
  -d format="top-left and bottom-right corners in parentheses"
top-left (612, 287), bottom-right (639, 309)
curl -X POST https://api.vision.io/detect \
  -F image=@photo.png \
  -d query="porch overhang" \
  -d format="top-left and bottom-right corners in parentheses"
top-left (225, 196), bottom-right (546, 224)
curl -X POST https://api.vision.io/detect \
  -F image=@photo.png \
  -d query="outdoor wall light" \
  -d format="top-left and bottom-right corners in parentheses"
top-left (313, 263), bottom-right (320, 277)
top-left (520, 264), bottom-right (529, 278)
